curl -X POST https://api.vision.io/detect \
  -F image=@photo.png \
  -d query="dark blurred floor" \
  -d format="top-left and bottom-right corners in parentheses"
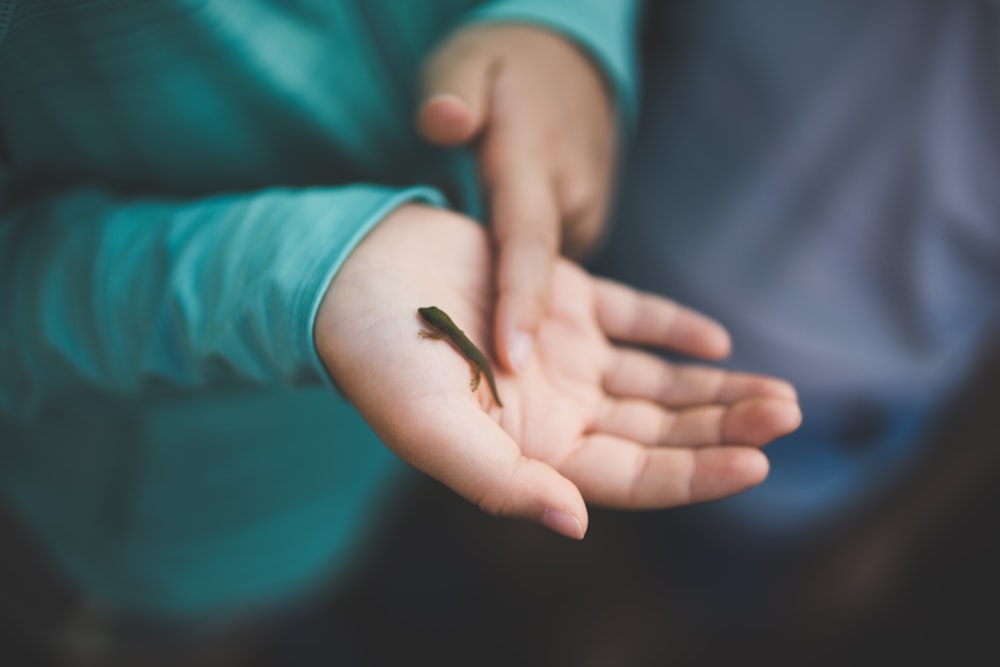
top-left (5, 484), bottom-right (1000, 667)
top-left (2, 376), bottom-right (1000, 667)
top-left (271, 345), bottom-right (1000, 667)
top-left (312, 468), bottom-right (1000, 667)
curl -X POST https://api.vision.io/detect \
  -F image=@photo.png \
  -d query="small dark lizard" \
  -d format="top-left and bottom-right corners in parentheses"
top-left (417, 306), bottom-right (504, 408)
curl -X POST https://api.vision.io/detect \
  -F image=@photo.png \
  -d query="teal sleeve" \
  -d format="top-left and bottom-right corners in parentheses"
top-left (0, 180), bottom-right (445, 419)
top-left (462, 0), bottom-right (641, 125)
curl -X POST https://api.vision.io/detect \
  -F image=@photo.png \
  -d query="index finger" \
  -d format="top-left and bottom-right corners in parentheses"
top-left (594, 278), bottom-right (732, 359)
top-left (481, 75), bottom-right (562, 372)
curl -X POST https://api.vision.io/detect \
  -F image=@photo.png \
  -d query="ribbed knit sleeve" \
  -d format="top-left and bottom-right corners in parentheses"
top-left (0, 182), bottom-right (444, 419)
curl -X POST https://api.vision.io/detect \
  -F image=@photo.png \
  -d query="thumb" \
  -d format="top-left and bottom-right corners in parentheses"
top-left (475, 453), bottom-right (590, 540)
top-left (418, 39), bottom-right (495, 146)
top-left (399, 404), bottom-right (589, 539)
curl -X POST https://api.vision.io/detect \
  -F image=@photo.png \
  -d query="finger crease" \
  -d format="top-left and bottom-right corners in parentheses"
top-left (629, 448), bottom-right (653, 506)
top-left (657, 363), bottom-right (678, 403)
top-left (656, 411), bottom-right (678, 447)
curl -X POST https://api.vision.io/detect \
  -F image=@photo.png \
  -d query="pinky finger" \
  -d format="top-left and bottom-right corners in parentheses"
top-left (560, 435), bottom-right (771, 509)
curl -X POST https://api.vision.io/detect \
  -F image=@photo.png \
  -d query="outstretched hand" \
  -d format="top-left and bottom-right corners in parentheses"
top-left (315, 205), bottom-right (801, 539)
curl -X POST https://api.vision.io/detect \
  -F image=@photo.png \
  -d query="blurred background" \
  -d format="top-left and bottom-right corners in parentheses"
top-left (2, 359), bottom-right (999, 666)
top-left (4, 0), bottom-right (1000, 664)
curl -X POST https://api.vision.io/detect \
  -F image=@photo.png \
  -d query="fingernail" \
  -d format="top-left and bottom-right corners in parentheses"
top-left (427, 92), bottom-right (469, 111)
top-left (542, 509), bottom-right (583, 540)
top-left (430, 92), bottom-right (462, 103)
top-left (509, 331), bottom-right (533, 372)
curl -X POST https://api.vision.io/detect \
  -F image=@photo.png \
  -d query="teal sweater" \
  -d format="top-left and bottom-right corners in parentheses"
top-left (0, 0), bottom-right (636, 616)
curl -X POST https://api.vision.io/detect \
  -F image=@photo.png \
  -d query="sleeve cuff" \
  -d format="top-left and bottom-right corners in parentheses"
top-left (294, 185), bottom-right (447, 391)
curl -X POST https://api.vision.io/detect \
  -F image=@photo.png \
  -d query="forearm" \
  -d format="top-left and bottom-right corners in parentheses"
top-left (0, 183), bottom-right (444, 419)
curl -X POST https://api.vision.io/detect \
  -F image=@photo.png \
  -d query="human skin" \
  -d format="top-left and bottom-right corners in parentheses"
top-left (314, 204), bottom-right (802, 539)
top-left (418, 24), bottom-right (619, 373)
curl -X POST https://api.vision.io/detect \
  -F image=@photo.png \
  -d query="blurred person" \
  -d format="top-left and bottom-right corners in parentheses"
top-left (0, 1), bottom-right (801, 664)
top-left (595, 0), bottom-right (1000, 648)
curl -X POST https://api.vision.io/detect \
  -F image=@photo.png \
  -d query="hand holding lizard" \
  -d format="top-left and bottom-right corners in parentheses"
top-left (315, 204), bottom-right (801, 539)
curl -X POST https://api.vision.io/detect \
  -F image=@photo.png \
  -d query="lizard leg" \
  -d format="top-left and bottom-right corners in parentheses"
top-left (469, 365), bottom-right (482, 392)
top-left (419, 329), bottom-right (447, 340)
